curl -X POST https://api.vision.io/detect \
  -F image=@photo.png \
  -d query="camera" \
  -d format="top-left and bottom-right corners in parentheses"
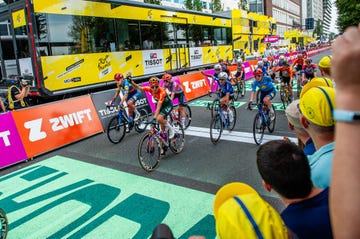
top-left (20, 76), bottom-right (34, 86)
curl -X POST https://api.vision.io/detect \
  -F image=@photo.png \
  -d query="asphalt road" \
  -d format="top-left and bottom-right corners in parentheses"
top-left (0, 50), bottom-right (331, 238)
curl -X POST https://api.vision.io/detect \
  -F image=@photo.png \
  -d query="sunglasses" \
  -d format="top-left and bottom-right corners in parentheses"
top-left (255, 75), bottom-right (261, 78)
top-left (151, 85), bottom-right (159, 89)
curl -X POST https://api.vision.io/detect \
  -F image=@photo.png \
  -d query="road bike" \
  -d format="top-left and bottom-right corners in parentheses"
top-left (106, 104), bottom-right (149, 144)
top-left (248, 102), bottom-right (276, 145)
top-left (208, 90), bottom-right (235, 119)
top-left (167, 104), bottom-right (192, 130)
top-left (231, 77), bottom-right (245, 101)
top-left (209, 97), bottom-right (237, 145)
top-left (0, 208), bottom-right (8, 239)
top-left (138, 119), bottom-right (185, 172)
top-left (295, 70), bottom-right (302, 97)
top-left (279, 83), bottom-right (292, 109)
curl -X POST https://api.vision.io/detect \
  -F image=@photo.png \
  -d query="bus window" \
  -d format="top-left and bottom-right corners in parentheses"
top-left (141, 22), bottom-right (162, 49)
top-left (162, 23), bottom-right (187, 49)
top-left (115, 19), bottom-right (140, 51)
top-left (188, 25), bottom-right (202, 47)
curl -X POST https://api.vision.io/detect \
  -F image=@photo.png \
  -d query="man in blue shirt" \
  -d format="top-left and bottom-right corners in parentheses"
top-left (256, 140), bottom-right (333, 239)
top-left (247, 68), bottom-right (277, 120)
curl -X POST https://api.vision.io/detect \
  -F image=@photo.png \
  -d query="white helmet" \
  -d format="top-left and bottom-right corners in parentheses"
top-left (218, 72), bottom-right (228, 80)
top-left (279, 55), bottom-right (285, 60)
top-left (257, 61), bottom-right (264, 67)
top-left (262, 58), bottom-right (268, 62)
top-left (214, 64), bottom-right (222, 70)
top-left (237, 59), bottom-right (243, 64)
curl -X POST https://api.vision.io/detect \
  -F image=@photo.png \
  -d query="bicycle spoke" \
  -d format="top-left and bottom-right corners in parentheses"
top-left (210, 114), bottom-right (223, 144)
top-left (107, 116), bottom-right (126, 144)
top-left (169, 120), bottom-right (185, 154)
top-left (253, 113), bottom-right (265, 145)
top-left (138, 133), bottom-right (160, 172)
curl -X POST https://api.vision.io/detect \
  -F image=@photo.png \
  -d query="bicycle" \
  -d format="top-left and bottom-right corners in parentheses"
top-left (230, 77), bottom-right (244, 100)
top-left (295, 70), bottom-right (302, 97)
top-left (279, 82), bottom-right (292, 109)
top-left (209, 98), bottom-right (237, 145)
top-left (138, 118), bottom-right (185, 172)
top-left (167, 103), bottom-right (192, 130)
top-left (0, 208), bottom-right (8, 239)
top-left (207, 90), bottom-right (235, 119)
top-left (106, 104), bottom-right (149, 144)
top-left (248, 102), bottom-right (276, 145)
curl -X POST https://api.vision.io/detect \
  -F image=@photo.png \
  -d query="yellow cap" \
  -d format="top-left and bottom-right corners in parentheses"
top-left (299, 86), bottom-right (336, 127)
top-left (318, 55), bottom-right (332, 68)
top-left (214, 182), bottom-right (288, 239)
top-left (300, 77), bottom-right (334, 98)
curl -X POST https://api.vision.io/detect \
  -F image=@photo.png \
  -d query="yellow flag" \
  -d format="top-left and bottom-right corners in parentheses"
top-left (12, 9), bottom-right (26, 28)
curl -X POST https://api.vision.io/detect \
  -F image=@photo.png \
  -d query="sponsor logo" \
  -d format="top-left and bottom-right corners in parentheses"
top-left (97, 55), bottom-right (111, 71)
top-left (0, 130), bottom-right (11, 147)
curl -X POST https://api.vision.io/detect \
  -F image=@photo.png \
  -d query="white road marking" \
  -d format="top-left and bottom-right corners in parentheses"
top-left (184, 126), bottom-right (297, 145)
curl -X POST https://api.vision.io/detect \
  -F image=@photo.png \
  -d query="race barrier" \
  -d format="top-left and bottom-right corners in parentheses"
top-left (0, 47), bottom-right (330, 169)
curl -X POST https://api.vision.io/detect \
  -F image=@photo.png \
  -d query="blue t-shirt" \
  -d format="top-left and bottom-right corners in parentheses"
top-left (281, 188), bottom-right (333, 239)
top-left (308, 142), bottom-right (334, 189)
top-left (219, 81), bottom-right (233, 97)
top-left (303, 138), bottom-right (316, 156)
top-left (252, 76), bottom-right (275, 92)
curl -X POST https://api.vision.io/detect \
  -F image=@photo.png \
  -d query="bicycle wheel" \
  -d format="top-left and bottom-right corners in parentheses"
top-left (253, 113), bottom-right (265, 145)
top-left (183, 104), bottom-right (192, 129)
top-left (0, 208), bottom-right (8, 239)
top-left (210, 114), bottom-right (223, 145)
top-left (134, 108), bottom-right (149, 133)
top-left (233, 81), bottom-right (240, 101)
top-left (169, 120), bottom-right (185, 154)
top-left (138, 133), bottom-right (161, 172)
top-left (107, 116), bottom-right (126, 144)
top-left (240, 81), bottom-right (246, 97)
top-left (210, 99), bottom-right (219, 119)
top-left (280, 90), bottom-right (286, 110)
top-left (227, 105), bottom-right (237, 131)
top-left (267, 107), bottom-right (276, 133)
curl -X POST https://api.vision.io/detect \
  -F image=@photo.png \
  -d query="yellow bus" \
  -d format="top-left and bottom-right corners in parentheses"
top-left (0, 0), bottom-right (232, 100)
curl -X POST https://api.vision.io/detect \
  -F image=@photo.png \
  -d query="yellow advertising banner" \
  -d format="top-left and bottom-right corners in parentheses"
top-left (12, 9), bottom-right (26, 28)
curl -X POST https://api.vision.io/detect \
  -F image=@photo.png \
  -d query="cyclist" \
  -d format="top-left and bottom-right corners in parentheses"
top-left (275, 60), bottom-right (294, 101)
top-left (110, 73), bottom-right (141, 129)
top-left (292, 53), bottom-right (305, 74)
top-left (262, 58), bottom-right (271, 76)
top-left (247, 68), bottom-right (277, 120)
top-left (217, 72), bottom-right (234, 122)
top-left (234, 59), bottom-right (246, 97)
top-left (302, 58), bottom-right (317, 85)
top-left (130, 77), bottom-right (175, 139)
top-left (162, 73), bottom-right (187, 128)
top-left (202, 64), bottom-right (222, 93)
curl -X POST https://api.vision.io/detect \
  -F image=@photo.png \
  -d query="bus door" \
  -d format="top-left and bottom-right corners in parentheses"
top-left (0, 3), bottom-right (33, 81)
top-left (162, 22), bottom-right (189, 72)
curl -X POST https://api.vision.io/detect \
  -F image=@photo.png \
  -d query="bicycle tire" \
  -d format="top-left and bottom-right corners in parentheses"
top-left (138, 133), bottom-right (161, 172)
top-left (280, 90), bottom-right (286, 110)
top-left (233, 81), bottom-right (240, 101)
top-left (210, 114), bottom-right (223, 145)
top-left (253, 113), bottom-right (265, 145)
top-left (0, 208), bottom-right (8, 239)
top-left (227, 105), bottom-right (237, 131)
top-left (210, 99), bottom-right (219, 119)
top-left (134, 108), bottom-right (149, 133)
top-left (240, 81), bottom-right (246, 97)
top-left (107, 115), bottom-right (126, 144)
top-left (169, 120), bottom-right (185, 154)
top-left (267, 106), bottom-right (276, 133)
top-left (184, 104), bottom-right (192, 129)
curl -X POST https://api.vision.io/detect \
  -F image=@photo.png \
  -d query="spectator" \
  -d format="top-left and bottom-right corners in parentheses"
top-left (253, 48), bottom-right (260, 58)
top-left (318, 55), bottom-right (334, 87)
top-left (256, 140), bottom-right (333, 239)
top-left (124, 40), bottom-right (133, 50)
top-left (0, 97), bottom-right (6, 112)
top-left (8, 79), bottom-right (30, 110)
top-left (285, 99), bottom-right (315, 155)
top-left (299, 86), bottom-right (335, 188)
top-left (239, 49), bottom-right (246, 62)
top-left (330, 23), bottom-right (360, 238)
top-left (213, 182), bottom-right (292, 239)
top-left (143, 36), bottom-right (154, 49)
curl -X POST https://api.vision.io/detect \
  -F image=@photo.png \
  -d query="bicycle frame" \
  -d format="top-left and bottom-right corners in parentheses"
top-left (256, 103), bottom-right (269, 126)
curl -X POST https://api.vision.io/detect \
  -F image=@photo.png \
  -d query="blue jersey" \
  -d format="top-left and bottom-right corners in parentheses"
top-left (252, 76), bottom-right (275, 92)
top-left (219, 81), bottom-right (233, 97)
top-left (120, 79), bottom-right (137, 95)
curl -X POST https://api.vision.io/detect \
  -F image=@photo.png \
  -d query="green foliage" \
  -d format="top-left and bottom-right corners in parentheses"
top-left (144, 0), bottom-right (161, 5)
top-left (335, 0), bottom-right (360, 32)
top-left (193, 0), bottom-right (203, 11)
top-left (313, 20), bottom-right (323, 38)
top-left (238, 0), bottom-right (248, 11)
top-left (184, 0), bottom-right (193, 10)
top-left (212, 0), bottom-right (222, 12)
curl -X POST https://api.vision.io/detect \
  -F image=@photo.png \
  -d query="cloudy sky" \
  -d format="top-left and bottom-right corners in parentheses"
top-left (330, 0), bottom-right (339, 33)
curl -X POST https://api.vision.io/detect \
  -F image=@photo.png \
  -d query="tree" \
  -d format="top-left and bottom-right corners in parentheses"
top-left (238, 0), bottom-right (248, 11)
top-left (335, 0), bottom-right (360, 33)
top-left (184, 0), bottom-right (193, 10)
top-left (313, 19), bottom-right (323, 38)
top-left (212, 0), bottom-right (222, 12)
top-left (193, 0), bottom-right (203, 11)
top-left (144, 0), bottom-right (161, 5)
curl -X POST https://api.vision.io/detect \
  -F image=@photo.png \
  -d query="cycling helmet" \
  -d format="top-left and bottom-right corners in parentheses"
top-left (298, 53), bottom-right (303, 58)
top-left (149, 77), bottom-right (159, 86)
top-left (114, 73), bottom-right (123, 80)
top-left (279, 55), bottom-right (285, 60)
top-left (254, 68), bottom-right (263, 75)
top-left (214, 64), bottom-right (222, 70)
top-left (283, 60), bottom-right (290, 66)
top-left (262, 58), bottom-right (268, 63)
top-left (218, 72), bottom-right (228, 80)
top-left (237, 59), bottom-right (243, 64)
top-left (318, 55), bottom-right (332, 68)
top-left (305, 58), bottom-right (312, 63)
top-left (162, 73), bottom-right (172, 81)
